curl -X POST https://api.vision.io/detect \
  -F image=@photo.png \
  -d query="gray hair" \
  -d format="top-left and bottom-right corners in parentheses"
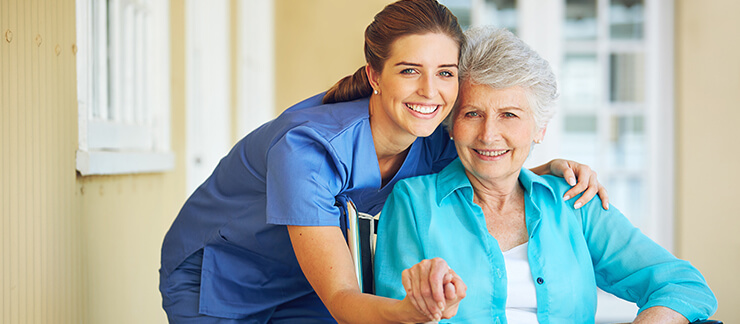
top-left (446, 27), bottom-right (558, 131)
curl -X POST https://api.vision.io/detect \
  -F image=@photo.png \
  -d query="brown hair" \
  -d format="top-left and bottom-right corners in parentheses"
top-left (322, 0), bottom-right (464, 104)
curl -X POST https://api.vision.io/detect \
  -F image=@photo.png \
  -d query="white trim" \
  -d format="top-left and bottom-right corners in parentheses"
top-left (645, 0), bottom-right (675, 251)
top-left (185, 0), bottom-right (232, 194)
top-left (76, 150), bottom-right (174, 176)
top-left (237, 0), bottom-right (275, 136)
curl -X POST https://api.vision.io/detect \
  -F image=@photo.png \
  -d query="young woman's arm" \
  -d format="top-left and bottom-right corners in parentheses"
top-left (529, 159), bottom-right (610, 210)
top-left (288, 225), bottom-right (443, 324)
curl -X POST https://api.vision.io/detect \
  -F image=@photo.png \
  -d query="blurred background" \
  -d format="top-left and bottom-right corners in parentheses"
top-left (1, 0), bottom-right (738, 322)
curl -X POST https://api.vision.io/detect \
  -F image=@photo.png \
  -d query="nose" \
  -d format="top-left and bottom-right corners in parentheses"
top-left (417, 74), bottom-right (437, 98)
top-left (479, 117), bottom-right (501, 144)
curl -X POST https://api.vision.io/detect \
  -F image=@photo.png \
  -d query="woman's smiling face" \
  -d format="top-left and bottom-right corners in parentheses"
top-left (452, 82), bottom-right (546, 184)
top-left (368, 32), bottom-right (460, 139)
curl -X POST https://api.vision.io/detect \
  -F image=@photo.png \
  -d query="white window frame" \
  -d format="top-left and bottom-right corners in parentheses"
top-left (76, 0), bottom-right (173, 175)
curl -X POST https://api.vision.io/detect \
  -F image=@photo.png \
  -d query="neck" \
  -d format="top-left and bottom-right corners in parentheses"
top-left (369, 95), bottom-right (416, 186)
top-left (368, 95), bottom-right (416, 159)
top-left (468, 172), bottom-right (523, 212)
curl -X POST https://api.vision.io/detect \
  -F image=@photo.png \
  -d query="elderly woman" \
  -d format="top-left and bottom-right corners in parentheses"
top-left (373, 27), bottom-right (717, 323)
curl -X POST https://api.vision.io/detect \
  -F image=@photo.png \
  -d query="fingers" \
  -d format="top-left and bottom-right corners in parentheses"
top-left (443, 282), bottom-right (456, 300)
top-left (440, 269), bottom-right (467, 319)
top-left (598, 184), bottom-right (609, 210)
top-left (573, 173), bottom-right (599, 209)
top-left (562, 163), bottom-right (577, 186)
top-left (402, 258), bottom-right (449, 321)
top-left (428, 258), bottom-right (449, 308)
top-left (562, 164), bottom-right (593, 206)
top-left (401, 269), bottom-right (425, 318)
top-left (408, 265), bottom-right (436, 320)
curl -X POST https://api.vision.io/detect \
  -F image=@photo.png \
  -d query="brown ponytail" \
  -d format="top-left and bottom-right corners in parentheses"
top-left (322, 0), bottom-right (464, 105)
top-left (322, 67), bottom-right (373, 104)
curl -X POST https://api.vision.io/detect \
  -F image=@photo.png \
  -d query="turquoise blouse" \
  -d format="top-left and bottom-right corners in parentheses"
top-left (374, 158), bottom-right (717, 323)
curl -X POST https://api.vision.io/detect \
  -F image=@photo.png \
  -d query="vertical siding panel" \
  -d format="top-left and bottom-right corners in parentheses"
top-left (16, 0), bottom-right (27, 322)
top-left (2, 0), bottom-right (83, 322)
top-left (7, 0), bottom-right (19, 322)
top-left (30, 0), bottom-right (40, 321)
top-left (43, 0), bottom-right (52, 320)
top-left (2, 0), bottom-right (8, 319)
top-left (21, 0), bottom-right (30, 320)
top-left (37, 0), bottom-right (48, 320)
top-left (1, 0), bottom-right (9, 321)
top-left (51, 0), bottom-right (63, 321)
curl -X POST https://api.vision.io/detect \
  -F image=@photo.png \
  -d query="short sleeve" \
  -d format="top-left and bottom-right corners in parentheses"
top-left (265, 126), bottom-right (345, 226)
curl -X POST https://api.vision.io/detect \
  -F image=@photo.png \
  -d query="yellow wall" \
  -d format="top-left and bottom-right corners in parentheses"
top-left (1, 0), bottom-right (186, 323)
top-left (274, 0), bottom-right (389, 112)
top-left (675, 0), bottom-right (740, 321)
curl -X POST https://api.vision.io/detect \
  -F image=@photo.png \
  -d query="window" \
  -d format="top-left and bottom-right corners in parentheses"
top-left (75, 0), bottom-right (173, 175)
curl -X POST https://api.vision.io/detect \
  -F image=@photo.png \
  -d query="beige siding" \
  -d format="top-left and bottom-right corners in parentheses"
top-left (675, 0), bottom-right (740, 321)
top-left (1, 0), bottom-right (83, 322)
top-left (1, 0), bottom-right (187, 323)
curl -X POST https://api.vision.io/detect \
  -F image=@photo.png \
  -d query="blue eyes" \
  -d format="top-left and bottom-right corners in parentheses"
top-left (464, 111), bottom-right (518, 118)
top-left (399, 69), bottom-right (455, 77)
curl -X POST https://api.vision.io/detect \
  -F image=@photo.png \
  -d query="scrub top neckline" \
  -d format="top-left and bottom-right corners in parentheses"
top-left (366, 123), bottom-right (422, 192)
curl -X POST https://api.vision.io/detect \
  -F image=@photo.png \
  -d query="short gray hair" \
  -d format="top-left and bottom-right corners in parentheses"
top-left (446, 27), bottom-right (558, 131)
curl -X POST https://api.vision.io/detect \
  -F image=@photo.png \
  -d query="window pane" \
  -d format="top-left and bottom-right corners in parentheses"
top-left (561, 53), bottom-right (599, 108)
top-left (482, 0), bottom-right (518, 34)
top-left (610, 0), bottom-right (644, 40)
top-left (608, 115), bottom-right (645, 169)
top-left (565, 0), bottom-right (597, 40)
top-left (441, 0), bottom-right (517, 32)
top-left (606, 175), bottom-right (645, 225)
top-left (442, 0), bottom-right (473, 29)
top-left (561, 114), bottom-right (599, 167)
top-left (609, 53), bottom-right (644, 103)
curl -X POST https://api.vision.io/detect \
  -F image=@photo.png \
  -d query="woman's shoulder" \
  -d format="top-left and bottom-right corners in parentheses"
top-left (276, 94), bottom-right (371, 139)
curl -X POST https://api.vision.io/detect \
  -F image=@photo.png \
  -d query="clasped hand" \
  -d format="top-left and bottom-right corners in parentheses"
top-left (401, 257), bottom-right (467, 322)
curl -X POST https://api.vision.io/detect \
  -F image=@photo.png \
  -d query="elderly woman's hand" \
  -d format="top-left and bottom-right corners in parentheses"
top-left (401, 258), bottom-right (467, 322)
top-left (531, 159), bottom-right (609, 210)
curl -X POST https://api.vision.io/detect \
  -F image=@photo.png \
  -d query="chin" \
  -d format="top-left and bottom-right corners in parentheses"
top-left (413, 128), bottom-right (437, 138)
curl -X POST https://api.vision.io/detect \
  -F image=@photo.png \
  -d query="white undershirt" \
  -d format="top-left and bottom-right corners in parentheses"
top-left (503, 242), bottom-right (539, 323)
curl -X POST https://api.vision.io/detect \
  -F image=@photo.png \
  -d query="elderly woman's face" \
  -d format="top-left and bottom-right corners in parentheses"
top-left (452, 82), bottom-right (545, 184)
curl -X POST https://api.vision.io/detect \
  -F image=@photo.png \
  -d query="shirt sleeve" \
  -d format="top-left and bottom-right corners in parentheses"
top-left (579, 201), bottom-right (718, 321)
top-left (265, 125), bottom-right (345, 226)
top-left (374, 181), bottom-right (426, 301)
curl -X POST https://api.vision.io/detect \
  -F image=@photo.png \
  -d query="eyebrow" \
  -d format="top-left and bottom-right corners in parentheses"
top-left (394, 61), bottom-right (458, 69)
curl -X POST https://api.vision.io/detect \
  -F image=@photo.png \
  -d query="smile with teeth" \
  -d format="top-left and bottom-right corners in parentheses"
top-left (475, 149), bottom-right (509, 157)
top-left (405, 103), bottom-right (439, 114)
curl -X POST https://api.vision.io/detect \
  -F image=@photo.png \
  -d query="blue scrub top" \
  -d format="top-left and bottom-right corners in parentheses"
top-left (160, 93), bottom-right (457, 317)
top-left (374, 158), bottom-right (717, 323)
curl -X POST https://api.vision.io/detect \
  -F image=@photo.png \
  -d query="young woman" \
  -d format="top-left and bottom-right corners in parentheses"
top-left (159, 1), bottom-right (607, 323)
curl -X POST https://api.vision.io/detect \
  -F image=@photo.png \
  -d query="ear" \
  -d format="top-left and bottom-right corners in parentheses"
top-left (365, 64), bottom-right (381, 92)
top-left (534, 125), bottom-right (547, 143)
